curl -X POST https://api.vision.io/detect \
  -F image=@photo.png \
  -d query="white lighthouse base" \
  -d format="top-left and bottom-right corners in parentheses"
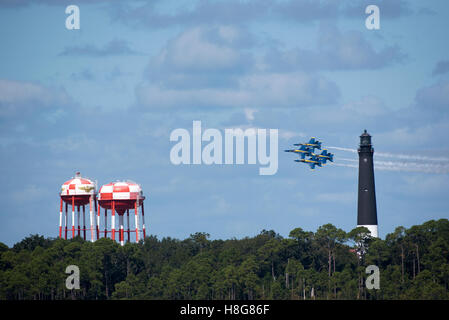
top-left (357, 224), bottom-right (378, 238)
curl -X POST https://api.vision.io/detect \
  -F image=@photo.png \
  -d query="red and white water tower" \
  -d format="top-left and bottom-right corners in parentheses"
top-left (59, 172), bottom-right (97, 241)
top-left (97, 181), bottom-right (146, 246)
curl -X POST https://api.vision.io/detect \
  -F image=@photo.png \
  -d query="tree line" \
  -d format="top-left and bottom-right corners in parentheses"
top-left (0, 219), bottom-right (448, 300)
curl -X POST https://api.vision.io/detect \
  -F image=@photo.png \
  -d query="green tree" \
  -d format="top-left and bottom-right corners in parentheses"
top-left (315, 224), bottom-right (346, 298)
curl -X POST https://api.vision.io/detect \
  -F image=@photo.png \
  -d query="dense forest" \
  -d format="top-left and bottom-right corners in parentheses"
top-left (0, 219), bottom-right (448, 300)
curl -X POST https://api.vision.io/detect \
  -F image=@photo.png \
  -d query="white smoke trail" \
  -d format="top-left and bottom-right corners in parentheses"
top-left (332, 162), bottom-right (449, 174)
top-left (375, 160), bottom-right (449, 174)
top-left (374, 164), bottom-right (449, 174)
top-left (335, 158), bottom-right (449, 174)
top-left (375, 152), bottom-right (449, 162)
top-left (327, 146), bottom-right (358, 154)
top-left (327, 146), bottom-right (449, 163)
top-left (332, 163), bottom-right (358, 169)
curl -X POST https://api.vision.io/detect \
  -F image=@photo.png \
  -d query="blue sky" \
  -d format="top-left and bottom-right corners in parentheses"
top-left (1, 0), bottom-right (448, 246)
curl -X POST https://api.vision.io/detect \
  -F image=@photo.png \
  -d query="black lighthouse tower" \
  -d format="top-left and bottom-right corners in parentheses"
top-left (357, 130), bottom-right (378, 237)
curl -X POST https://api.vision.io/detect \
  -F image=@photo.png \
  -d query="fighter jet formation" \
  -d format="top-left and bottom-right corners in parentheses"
top-left (285, 137), bottom-right (334, 170)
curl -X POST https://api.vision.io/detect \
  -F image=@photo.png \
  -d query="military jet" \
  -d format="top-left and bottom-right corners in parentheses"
top-left (312, 149), bottom-right (334, 165)
top-left (284, 145), bottom-right (313, 159)
top-left (294, 137), bottom-right (322, 152)
top-left (286, 137), bottom-right (334, 170)
top-left (294, 155), bottom-right (322, 170)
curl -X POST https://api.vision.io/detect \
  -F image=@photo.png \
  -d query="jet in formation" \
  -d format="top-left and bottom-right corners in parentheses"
top-left (285, 137), bottom-right (334, 170)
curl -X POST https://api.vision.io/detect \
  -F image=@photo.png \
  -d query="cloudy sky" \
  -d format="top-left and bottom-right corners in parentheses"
top-left (1, 0), bottom-right (448, 246)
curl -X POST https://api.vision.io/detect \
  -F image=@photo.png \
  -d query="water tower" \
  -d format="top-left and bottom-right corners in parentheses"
top-left (97, 181), bottom-right (146, 246)
top-left (60, 172), bottom-right (97, 241)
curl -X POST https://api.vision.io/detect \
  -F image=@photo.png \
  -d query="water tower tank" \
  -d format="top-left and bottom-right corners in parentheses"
top-left (98, 181), bottom-right (146, 245)
top-left (59, 172), bottom-right (97, 241)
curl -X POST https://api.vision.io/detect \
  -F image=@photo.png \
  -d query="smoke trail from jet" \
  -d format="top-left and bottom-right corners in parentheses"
top-left (373, 164), bottom-right (449, 174)
top-left (327, 146), bottom-right (449, 163)
top-left (375, 152), bottom-right (449, 162)
top-left (323, 146), bottom-right (449, 173)
top-left (332, 163), bottom-right (358, 169)
top-left (332, 161), bottom-right (449, 174)
top-left (335, 157), bottom-right (449, 174)
top-left (374, 160), bottom-right (449, 174)
top-left (327, 146), bottom-right (358, 154)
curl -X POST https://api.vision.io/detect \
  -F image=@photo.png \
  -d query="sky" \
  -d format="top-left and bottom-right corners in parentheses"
top-left (1, 0), bottom-right (448, 247)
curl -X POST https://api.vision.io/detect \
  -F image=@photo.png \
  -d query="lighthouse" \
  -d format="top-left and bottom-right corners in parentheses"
top-left (357, 130), bottom-right (378, 238)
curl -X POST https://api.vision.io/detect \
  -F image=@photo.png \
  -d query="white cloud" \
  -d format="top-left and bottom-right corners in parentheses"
top-left (145, 25), bottom-right (255, 91)
top-left (266, 25), bottom-right (406, 71)
top-left (59, 39), bottom-right (138, 57)
top-left (243, 108), bottom-right (257, 121)
top-left (279, 130), bottom-right (306, 140)
top-left (342, 95), bottom-right (388, 117)
top-left (149, 26), bottom-right (252, 74)
top-left (374, 121), bottom-right (449, 149)
top-left (136, 72), bottom-right (339, 109)
top-left (108, 0), bottom-right (411, 30)
top-left (45, 134), bottom-right (98, 153)
top-left (0, 79), bottom-right (70, 117)
top-left (415, 81), bottom-right (449, 110)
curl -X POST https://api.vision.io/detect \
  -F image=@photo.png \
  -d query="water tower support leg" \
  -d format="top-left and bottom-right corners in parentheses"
top-left (96, 198), bottom-right (100, 240)
top-left (65, 202), bottom-right (68, 240)
top-left (59, 198), bottom-right (63, 238)
top-left (142, 202), bottom-right (146, 239)
top-left (104, 208), bottom-right (107, 238)
top-left (119, 215), bottom-right (124, 246)
top-left (72, 196), bottom-right (75, 238)
top-left (89, 196), bottom-right (94, 242)
top-left (83, 205), bottom-right (86, 240)
top-left (134, 201), bottom-right (140, 242)
top-left (77, 205), bottom-right (81, 237)
top-left (111, 201), bottom-right (116, 241)
top-left (127, 209), bottom-right (130, 243)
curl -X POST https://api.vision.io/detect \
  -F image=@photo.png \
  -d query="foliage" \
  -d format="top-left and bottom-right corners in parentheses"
top-left (0, 220), bottom-right (448, 300)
